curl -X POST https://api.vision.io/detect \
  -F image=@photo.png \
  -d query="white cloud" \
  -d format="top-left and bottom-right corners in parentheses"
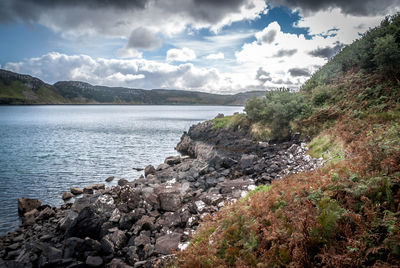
top-left (3, 52), bottom-right (230, 92)
top-left (205, 52), bottom-right (225, 60)
top-left (295, 8), bottom-right (384, 43)
top-left (116, 47), bottom-right (143, 59)
top-left (166, 48), bottom-right (196, 62)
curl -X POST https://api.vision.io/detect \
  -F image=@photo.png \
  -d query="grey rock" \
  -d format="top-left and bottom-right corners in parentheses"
top-left (62, 192), bottom-right (74, 201)
top-left (70, 187), bottom-right (84, 195)
top-left (17, 198), bottom-right (41, 215)
top-left (106, 176), bottom-right (115, 182)
top-left (86, 256), bottom-right (103, 267)
top-left (144, 165), bottom-right (156, 177)
top-left (154, 232), bottom-right (182, 255)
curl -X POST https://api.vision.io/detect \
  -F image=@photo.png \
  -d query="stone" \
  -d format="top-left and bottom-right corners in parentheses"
top-left (17, 198), bottom-right (41, 215)
top-left (118, 179), bottom-right (129, 186)
top-left (240, 154), bottom-right (257, 169)
top-left (105, 229), bottom-right (127, 250)
top-left (106, 176), bottom-right (115, 182)
top-left (164, 155), bottom-right (182, 165)
top-left (157, 212), bottom-right (181, 228)
top-left (62, 192), bottom-right (74, 200)
top-left (58, 211), bottom-right (78, 231)
top-left (63, 237), bottom-right (85, 259)
top-left (86, 256), bottom-right (103, 267)
top-left (154, 232), bottom-right (182, 255)
top-left (37, 207), bottom-right (55, 221)
top-left (136, 215), bottom-right (155, 231)
top-left (134, 233), bottom-right (151, 247)
top-left (107, 258), bottom-right (134, 268)
top-left (144, 165), bottom-right (156, 177)
top-left (70, 187), bottom-right (84, 195)
top-left (109, 208), bottom-right (121, 223)
top-left (22, 209), bottom-right (39, 225)
top-left (66, 206), bottom-right (106, 240)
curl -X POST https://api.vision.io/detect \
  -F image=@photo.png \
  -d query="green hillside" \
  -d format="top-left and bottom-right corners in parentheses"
top-left (177, 13), bottom-right (400, 267)
top-left (0, 70), bottom-right (264, 105)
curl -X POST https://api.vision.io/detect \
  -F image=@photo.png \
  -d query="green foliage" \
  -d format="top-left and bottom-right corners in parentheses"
top-left (245, 89), bottom-right (309, 140)
top-left (373, 34), bottom-right (400, 77)
top-left (315, 198), bottom-right (346, 239)
top-left (212, 114), bottom-right (249, 130)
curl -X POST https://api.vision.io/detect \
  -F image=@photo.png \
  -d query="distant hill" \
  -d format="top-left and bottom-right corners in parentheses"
top-left (0, 69), bottom-right (265, 105)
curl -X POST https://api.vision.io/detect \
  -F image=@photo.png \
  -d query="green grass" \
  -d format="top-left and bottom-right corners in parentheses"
top-left (307, 134), bottom-right (344, 163)
top-left (212, 114), bottom-right (249, 130)
top-left (0, 81), bottom-right (27, 99)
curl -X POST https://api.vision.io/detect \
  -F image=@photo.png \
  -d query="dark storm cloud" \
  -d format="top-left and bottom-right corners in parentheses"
top-left (0, 0), bottom-right (147, 23)
top-left (288, 67), bottom-right (310, 77)
top-left (185, 0), bottom-right (248, 24)
top-left (256, 67), bottom-right (272, 83)
top-left (309, 42), bottom-right (344, 59)
top-left (274, 49), bottom-right (297, 57)
top-left (127, 27), bottom-right (162, 50)
top-left (0, 0), bottom-right (249, 25)
top-left (269, 0), bottom-right (400, 16)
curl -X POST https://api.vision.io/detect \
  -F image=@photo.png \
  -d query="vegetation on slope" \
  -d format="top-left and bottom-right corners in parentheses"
top-left (176, 13), bottom-right (400, 267)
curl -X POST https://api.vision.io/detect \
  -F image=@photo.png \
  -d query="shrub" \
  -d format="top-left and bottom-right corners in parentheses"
top-left (244, 89), bottom-right (309, 141)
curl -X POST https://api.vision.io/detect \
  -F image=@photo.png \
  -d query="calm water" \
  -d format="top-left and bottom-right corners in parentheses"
top-left (0, 105), bottom-right (243, 234)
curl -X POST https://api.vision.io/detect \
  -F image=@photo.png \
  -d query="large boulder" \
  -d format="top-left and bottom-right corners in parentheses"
top-left (154, 233), bottom-right (182, 255)
top-left (17, 198), bottom-right (41, 215)
top-left (66, 206), bottom-right (106, 240)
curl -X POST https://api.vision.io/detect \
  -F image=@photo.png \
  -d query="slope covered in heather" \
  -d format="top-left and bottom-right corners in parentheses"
top-left (176, 13), bottom-right (400, 267)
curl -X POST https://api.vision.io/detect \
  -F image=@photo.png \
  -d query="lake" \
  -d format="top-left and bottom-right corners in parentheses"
top-left (0, 105), bottom-right (243, 234)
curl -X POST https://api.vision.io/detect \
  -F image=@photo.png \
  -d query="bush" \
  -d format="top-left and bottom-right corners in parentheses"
top-left (373, 34), bottom-right (400, 77)
top-left (244, 89), bottom-right (309, 141)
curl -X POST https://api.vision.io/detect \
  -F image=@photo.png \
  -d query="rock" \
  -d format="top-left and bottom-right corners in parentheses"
top-left (157, 212), bottom-right (181, 228)
top-left (70, 187), bottom-right (84, 195)
top-left (66, 206), bottom-right (106, 240)
top-left (86, 256), bottom-right (103, 267)
top-left (154, 232), bottom-right (182, 255)
top-left (63, 237), bottom-right (85, 259)
top-left (109, 208), bottom-right (121, 223)
top-left (144, 165), bottom-right (156, 177)
top-left (194, 200), bottom-right (207, 214)
top-left (106, 229), bottom-right (127, 250)
top-left (240, 154), bottom-right (257, 169)
top-left (155, 181), bottom-right (182, 212)
top-left (108, 258), bottom-right (134, 268)
top-left (17, 198), bottom-right (41, 215)
top-left (62, 192), bottom-right (74, 200)
top-left (22, 209), bottom-right (39, 225)
top-left (136, 216), bottom-right (155, 231)
top-left (155, 163), bottom-right (169, 171)
top-left (84, 184), bottom-right (105, 193)
top-left (134, 233), bottom-right (151, 247)
top-left (164, 156), bottom-right (181, 166)
top-left (106, 176), bottom-right (115, 182)
top-left (93, 194), bottom-right (116, 217)
top-left (126, 246), bottom-right (139, 265)
top-left (220, 179), bottom-right (253, 194)
top-left (58, 211), bottom-right (78, 231)
top-left (37, 207), bottom-right (55, 221)
top-left (118, 179), bottom-right (129, 186)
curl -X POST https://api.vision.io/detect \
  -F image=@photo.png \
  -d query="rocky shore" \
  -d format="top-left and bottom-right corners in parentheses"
top-left (0, 117), bottom-right (325, 268)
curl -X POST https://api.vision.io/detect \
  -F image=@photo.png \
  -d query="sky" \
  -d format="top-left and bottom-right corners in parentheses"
top-left (0, 0), bottom-right (399, 94)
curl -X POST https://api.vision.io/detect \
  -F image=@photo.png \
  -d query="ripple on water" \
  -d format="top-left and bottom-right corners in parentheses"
top-left (0, 105), bottom-right (243, 234)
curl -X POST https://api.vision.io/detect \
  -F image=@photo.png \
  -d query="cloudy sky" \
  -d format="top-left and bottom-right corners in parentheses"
top-left (1, 0), bottom-right (399, 94)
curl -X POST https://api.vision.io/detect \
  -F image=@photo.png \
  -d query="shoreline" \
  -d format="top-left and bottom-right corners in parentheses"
top-left (0, 116), bottom-right (324, 267)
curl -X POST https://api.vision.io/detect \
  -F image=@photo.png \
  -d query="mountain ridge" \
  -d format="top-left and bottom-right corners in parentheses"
top-left (0, 69), bottom-right (264, 105)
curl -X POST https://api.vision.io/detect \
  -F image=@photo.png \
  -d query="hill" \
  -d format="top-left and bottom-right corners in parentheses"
top-left (176, 13), bottom-right (400, 267)
top-left (0, 69), bottom-right (264, 105)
